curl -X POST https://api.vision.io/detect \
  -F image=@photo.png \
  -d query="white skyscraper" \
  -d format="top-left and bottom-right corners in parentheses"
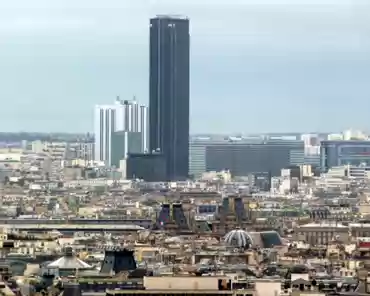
top-left (94, 97), bottom-right (149, 166)
top-left (139, 105), bottom-right (149, 153)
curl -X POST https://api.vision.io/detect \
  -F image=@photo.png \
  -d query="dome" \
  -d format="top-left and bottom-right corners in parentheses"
top-left (224, 229), bottom-right (253, 248)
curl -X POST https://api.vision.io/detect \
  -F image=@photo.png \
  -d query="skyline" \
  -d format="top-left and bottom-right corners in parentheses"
top-left (0, 0), bottom-right (370, 133)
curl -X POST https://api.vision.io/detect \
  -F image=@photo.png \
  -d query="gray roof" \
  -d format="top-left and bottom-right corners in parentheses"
top-left (1, 224), bottom-right (144, 230)
top-left (224, 229), bottom-right (253, 248)
top-left (47, 256), bottom-right (92, 270)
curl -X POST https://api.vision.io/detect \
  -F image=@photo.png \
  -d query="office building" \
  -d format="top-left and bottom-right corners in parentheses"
top-left (120, 153), bottom-right (167, 182)
top-left (94, 98), bottom-right (149, 166)
top-left (324, 165), bottom-right (370, 180)
top-left (248, 172), bottom-right (271, 191)
top-left (321, 140), bottom-right (370, 172)
top-left (189, 137), bottom-right (209, 179)
top-left (110, 131), bottom-right (143, 168)
top-left (149, 15), bottom-right (190, 180)
top-left (189, 136), bottom-right (305, 178)
top-left (300, 134), bottom-right (322, 166)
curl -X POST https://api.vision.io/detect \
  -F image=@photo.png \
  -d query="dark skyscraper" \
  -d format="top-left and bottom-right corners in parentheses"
top-left (149, 15), bottom-right (190, 180)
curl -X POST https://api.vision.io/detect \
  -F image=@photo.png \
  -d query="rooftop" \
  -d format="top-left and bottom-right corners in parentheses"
top-left (47, 255), bottom-right (92, 270)
top-left (300, 222), bottom-right (348, 228)
top-left (1, 224), bottom-right (145, 230)
top-left (154, 14), bottom-right (189, 20)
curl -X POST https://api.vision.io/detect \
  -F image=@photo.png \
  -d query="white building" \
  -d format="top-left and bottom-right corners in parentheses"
top-left (94, 97), bottom-right (149, 166)
top-left (343, 129), bottom-right (367, 140)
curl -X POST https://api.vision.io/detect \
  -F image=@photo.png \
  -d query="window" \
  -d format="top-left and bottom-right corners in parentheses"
top-left (340, 146), bottom-right (370, 155)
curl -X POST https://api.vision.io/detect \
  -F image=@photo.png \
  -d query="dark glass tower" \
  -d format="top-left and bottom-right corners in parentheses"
top-left (149, 15), bottom-right (190, 180)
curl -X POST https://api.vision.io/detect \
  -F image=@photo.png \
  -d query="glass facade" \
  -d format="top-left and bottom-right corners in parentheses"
top-left (126, 153), bottom-right (167, 182)
top-left (189, 140), bottom-right (207, 179)
top-left (205, 140), bottom-right (304, 177)
top-left (111, 131), bottom-right (143, 168)
top-left (149, 16), bottom-right (190, 180)
top-left (320, 140), bottom-right (370, 172)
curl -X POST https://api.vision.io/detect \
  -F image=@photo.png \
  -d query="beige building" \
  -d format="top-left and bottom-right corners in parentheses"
top-left (107, 276), bottom-right (327, 296)
top-left (295, 222), bottom-right (350, 245)
top-left (295, 222), bottom-right (370, 244)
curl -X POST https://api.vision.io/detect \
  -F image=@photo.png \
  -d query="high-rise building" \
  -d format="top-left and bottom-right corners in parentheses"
top-left (94, 98), bottom-right (149, 166)
top-left (149, 15), bottom-right (190, 180)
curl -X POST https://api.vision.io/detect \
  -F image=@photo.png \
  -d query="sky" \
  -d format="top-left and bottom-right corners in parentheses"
top-left (0, 0), bottom-right (370, 134)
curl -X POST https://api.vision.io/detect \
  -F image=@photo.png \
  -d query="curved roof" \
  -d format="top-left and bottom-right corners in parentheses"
top-left (289, 264), bottom-right (310, 274)
top-left (260, 231), bottom-right (283, 248)
top-left (224, 229), bottom-right (253, 248)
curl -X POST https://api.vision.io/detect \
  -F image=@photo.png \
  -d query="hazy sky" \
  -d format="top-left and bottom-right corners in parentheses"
top-left (0, 0), bottom-right (369, 133)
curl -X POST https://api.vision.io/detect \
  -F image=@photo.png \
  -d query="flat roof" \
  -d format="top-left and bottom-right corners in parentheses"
top-left (107, 290), bottom-right (233, 295)
top-left (300, 223), bottom-right (347, 228)
top-left (154, 14), bottom-right (189, 20)
top-left (1, 224), bottom-right (144, 230)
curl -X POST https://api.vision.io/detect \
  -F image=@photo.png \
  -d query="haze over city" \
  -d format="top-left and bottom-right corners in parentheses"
top-left (3, 3), bottom-right (370, 295)
top-left (0, 0), bottom-right (369, 133)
